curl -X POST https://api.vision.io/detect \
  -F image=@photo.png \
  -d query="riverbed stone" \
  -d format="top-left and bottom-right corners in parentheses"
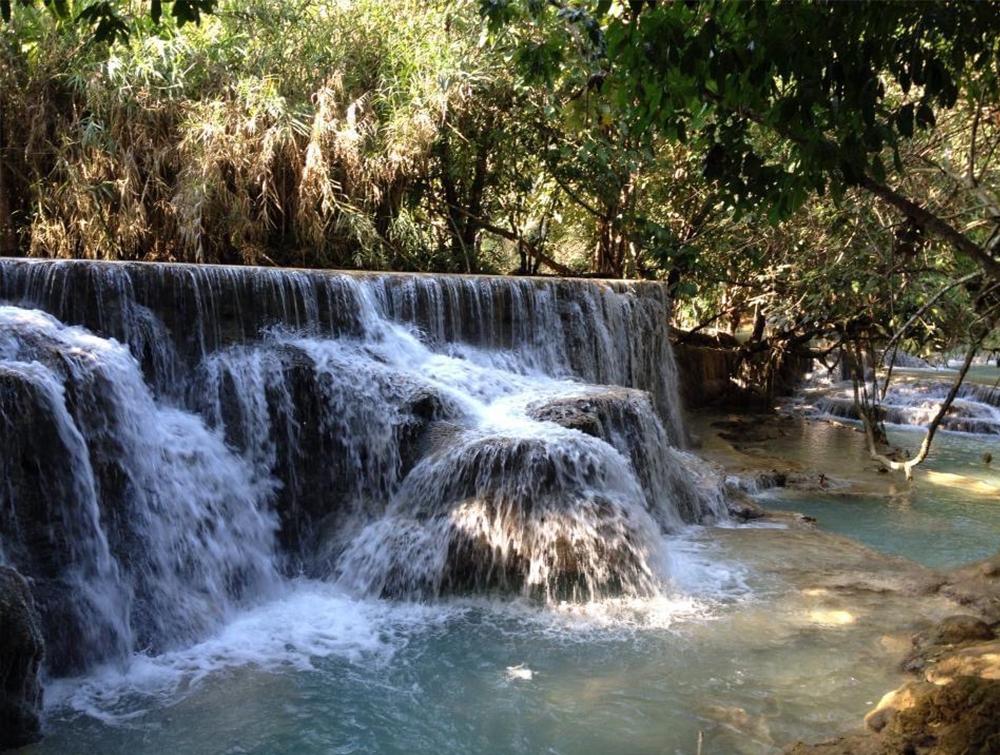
top-left (0, 567), bottom-right (44, 750)
top-left (882, 676), bottom-right (1000, 754)
top-left (711, 416), bottom-right (785, 444)
top-left (864, 680), bottom-right (936, 732)
top-left (725, 491), bottom-right (766, 521)
top-left (929, 615), bottom-right (995, 646)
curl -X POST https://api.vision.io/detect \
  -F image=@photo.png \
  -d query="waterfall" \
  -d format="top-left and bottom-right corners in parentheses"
top-left (0, 306), bottom-right (279, 674)
top-left (0, 258), bottom-right (724, 679)
top-left (805, 377), bottom-right (1000, 435)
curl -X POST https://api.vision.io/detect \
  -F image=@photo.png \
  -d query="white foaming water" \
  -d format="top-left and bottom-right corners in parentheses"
top-left (44, 532), bottom-right (747, 725)
top-left (43, 580), bottom-right (466, 724)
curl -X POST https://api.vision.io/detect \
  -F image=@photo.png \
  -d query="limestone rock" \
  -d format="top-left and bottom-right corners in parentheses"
top-left (903, 616), bottom-right (999, 674)
top-left (527, 387), bottom-right (643, 439)
top-left (882, 676), bottom-right (1000, 754)
top-left (788, 553), bottom-right (1000, 754)
top-left (0, 567), bottom-right (44, 751)
top-left (929, 615), bottom-right (995, 646)
top-left (794, 677), bottom-right (1000, 754)
top-left (726, 492), bottom-right (767, 521)
top-left (925, 641), bottom-right (1000, 685)
top-left (528, 388), bottom-right (723, 526)
top-left (937, 553), bottom-right (1000, 621)
top-left (864, 680), bottom-right (936, 732)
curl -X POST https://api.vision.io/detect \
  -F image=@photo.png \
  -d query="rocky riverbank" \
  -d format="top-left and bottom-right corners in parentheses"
top-left (692, 409), bottom-right (1000, 754)
top-left (786, 553), bottom-right (1000, 755)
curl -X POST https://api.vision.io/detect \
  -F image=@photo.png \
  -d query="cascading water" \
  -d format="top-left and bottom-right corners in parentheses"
top-left (0, 258), bottom-right (727, 724)
top-left (799, 370), bottom-right (1000, 435)
top-left (0, 306), bottom-right (279, 675)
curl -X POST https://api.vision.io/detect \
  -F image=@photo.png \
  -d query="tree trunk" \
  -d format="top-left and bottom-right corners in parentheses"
top-left (438, 129), bottom-right (492, 274)
top-left (595, 216), bottom-right (614, 276)
top-left (750, 305), bottom-right (766, 343)
top-left (0, 97), bottom-right (17, 256)
top-left (859, 175), bottom-right (1000, 283)
top-left (849, 343), bottom-right (889, 446)
top-left (458, 137), bottom-right (491, 273)
top-left (856, 339), bottom-right (981, 480)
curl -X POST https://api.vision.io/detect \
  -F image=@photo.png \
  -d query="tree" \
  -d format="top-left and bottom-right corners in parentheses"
top-left (483, 0), bottom-right (1000, 476)
top-left (483, 0), bottom-right (1000, 283)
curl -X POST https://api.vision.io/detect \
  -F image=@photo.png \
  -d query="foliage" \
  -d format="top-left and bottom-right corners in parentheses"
top-left (484, 1), bottom-right (1000, 217)
top-left (1, 0), bottom-right (503, 268)
top-left (479, 1), bottom-right (1000, 405)
top-left (1, 0), bottom-right (214, 43)
top-left (1, 0), bottom-right (998, 362)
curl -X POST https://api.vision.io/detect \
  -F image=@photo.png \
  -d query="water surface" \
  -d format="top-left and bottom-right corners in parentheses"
top-left (27, 526), bottom-right (950, 755)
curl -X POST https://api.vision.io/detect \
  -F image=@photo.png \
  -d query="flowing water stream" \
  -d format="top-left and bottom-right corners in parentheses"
top-left (0, 259), bottom-right (983, 754)
top-left (775, 369), bottom-right (1000, 568)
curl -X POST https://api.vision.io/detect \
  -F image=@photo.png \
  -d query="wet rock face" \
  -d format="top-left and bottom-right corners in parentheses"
top-left (194, 344), bottom-right (460, 569)
top-left (527, 392), bottom-right (615, 438)
top-left (421, 434), bottom-right (651, 600)
top-left (882, 676), bottom-right (1000, 755)
top-left (0, 368), bottom-right (122, 675)
top-left (528, 388), bottom-right (726, 527)
top-left (930, 615), bottom-right (996, 646)
top-left (0, 567), bottom-right (44, 751)
top-left (331, 429), bottom-right (672, 603)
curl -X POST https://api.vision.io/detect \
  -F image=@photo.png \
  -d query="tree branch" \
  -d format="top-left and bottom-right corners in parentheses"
top-left (444, 202), bottom-right (575, 276)
top-left (859, 333), bottom-right (986, 480)
top-left (880, 271), bottom-right (982, 356)
top-left (858, 175), bottom-right (1000, 282)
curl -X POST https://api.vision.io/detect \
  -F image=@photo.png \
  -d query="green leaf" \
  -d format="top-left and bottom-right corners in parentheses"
top-left (76, 1), bottom-right (130, 44)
